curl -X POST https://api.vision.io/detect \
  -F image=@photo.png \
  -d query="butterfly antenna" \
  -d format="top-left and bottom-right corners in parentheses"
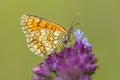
top-left (68, 12), bottom-right (80, 34)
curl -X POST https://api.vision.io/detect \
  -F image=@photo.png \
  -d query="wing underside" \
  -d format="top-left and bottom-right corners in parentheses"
top-left (21, 14), bottom-right (67, 56)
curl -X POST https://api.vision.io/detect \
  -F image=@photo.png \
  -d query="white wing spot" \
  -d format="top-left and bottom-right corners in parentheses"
top-left (53, 31), bottom-right (60, 36)
top-left (27, 38), bottom-right (33, 43)
top-left (54, 40), bottom-right (58, 44)
top-left (46, 47), bottom-right (50, 51)
top-left (49, 45), bottom-right (52, 48)
top-left (29, 19), bottom-right (33, 22)
top-left (45, 43), bottom-right (49, 46)
top-left (33, 44), bottom-right (38, 51)
top-left (35, 49), bottom-right (41, 54)
top-left (50, 49), bottom-right (54, 52)
top-left (41, 30), bottom-right (46, 35)
top-left (42, 41), bottom-right (47, 44)
top-left (39, 36), bottom-right (44, 40)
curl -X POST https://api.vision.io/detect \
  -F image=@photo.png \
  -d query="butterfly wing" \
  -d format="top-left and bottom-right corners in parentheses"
top-left (21, 14), bottom-right (68, 56)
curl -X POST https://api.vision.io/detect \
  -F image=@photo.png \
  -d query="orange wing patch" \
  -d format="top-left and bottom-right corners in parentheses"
top-left (21, 14), bottom-right (67, 33)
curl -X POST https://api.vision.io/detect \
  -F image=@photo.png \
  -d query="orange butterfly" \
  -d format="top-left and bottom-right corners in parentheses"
top-left (21, 14), bottom-right (78, 56)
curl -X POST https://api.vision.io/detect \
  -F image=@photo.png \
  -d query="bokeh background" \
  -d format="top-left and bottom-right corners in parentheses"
top-left (0, 0), bottom-right (120, 80)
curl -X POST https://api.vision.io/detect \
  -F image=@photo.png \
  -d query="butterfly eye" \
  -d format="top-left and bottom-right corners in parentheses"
top-left (62, 36), bottom-right (69, 44)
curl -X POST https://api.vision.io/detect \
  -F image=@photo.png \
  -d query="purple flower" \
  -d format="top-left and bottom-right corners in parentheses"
top-left (32, 29), bottom-right (97, 80)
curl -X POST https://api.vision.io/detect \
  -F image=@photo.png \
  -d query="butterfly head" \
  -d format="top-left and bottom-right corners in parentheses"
top-left (62, 34), bottom-right (70, 44)
top-left (62, 22), bottom-right (79, 44)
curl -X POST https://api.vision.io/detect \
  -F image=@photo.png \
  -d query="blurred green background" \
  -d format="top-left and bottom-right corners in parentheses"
top-left (0, 0), bottom-right (120, 80)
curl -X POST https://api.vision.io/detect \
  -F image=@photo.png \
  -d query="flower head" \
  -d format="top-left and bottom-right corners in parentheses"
top-left (32, 29), bottom-right (97, 80)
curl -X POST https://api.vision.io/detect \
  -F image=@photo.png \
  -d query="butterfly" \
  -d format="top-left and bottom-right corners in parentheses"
top-left (21, 14), bottom-right (78, 56)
